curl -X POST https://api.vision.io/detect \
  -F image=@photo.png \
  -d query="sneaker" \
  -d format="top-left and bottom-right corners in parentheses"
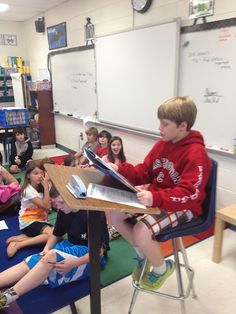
top-left (141, 259), bottom-right (175, 290)
top-left (108, 225), bottom-right (120, 240)
top-left (0, 293), bottom-right (7, 310)
top-left (132, 257), bottom-right (152, 282)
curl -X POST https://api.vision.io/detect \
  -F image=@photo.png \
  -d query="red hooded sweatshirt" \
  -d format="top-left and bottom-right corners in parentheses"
top-left (118, 130), bottom-right (211, 216)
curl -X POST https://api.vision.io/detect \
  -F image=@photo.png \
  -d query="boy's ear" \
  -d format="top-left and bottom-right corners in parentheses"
top-left (178, 121), bottom-right (188, 131)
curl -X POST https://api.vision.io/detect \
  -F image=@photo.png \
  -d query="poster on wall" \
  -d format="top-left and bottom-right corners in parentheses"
top-left (47, 22), bottom-right (67, 50)
top-left (189, 0), bottom-right (214, 19)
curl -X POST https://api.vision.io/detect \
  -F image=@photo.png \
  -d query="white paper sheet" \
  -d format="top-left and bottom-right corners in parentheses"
top-left (0, 220), bottom-right (8, 230)
top-left (87, 183), bottom-right (146, 209)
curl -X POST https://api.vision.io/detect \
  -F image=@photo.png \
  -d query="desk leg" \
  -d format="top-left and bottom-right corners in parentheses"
top-left (88, 210), bottom-right (101, 314)
top-left (212, 216), bottom-right (225, 263)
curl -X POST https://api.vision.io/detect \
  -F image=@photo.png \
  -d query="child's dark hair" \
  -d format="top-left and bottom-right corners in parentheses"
top-left (14, 126), bottom-right (26, 137)
top-left (64, 154), bottom-right (77, 167)
top-left (21, 161), bottom-right (45, 196)
top-left (107, 136), bottom-right (126, 163)
top-left (98, 130), bottom-right (112, 142)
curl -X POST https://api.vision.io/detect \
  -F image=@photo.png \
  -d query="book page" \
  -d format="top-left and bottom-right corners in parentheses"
top-left (84, 148), bottom-right (137, 192)
top-left (87, 183), bottom-right (146, 209)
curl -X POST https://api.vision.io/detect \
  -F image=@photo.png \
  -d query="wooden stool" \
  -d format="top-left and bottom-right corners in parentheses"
top-left (212, 205), bottom-right (236, 263)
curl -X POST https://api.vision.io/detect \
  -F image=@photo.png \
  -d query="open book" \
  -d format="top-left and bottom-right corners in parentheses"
top-left (84, 148), bottom-right (137, 193)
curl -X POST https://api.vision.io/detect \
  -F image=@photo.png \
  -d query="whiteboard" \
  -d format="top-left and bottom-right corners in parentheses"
top-left (95, 20), bottom-right (180, 134)
top-left (179, 19), bottom-right (236, 150)
top-left (49, 45), bottom-right (97, 117)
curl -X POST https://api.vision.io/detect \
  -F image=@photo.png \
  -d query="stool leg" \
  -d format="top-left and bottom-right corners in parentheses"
top-left (128, 289), bottom-right (139, 314)
top-left (173, 239), bottom-right (186, 314)
top-left (212, 216), bottom-right (225, 263)
top-left (178, 238), bottom-right (196, 298)
top-left (128, 258), bottom-right (148, 314)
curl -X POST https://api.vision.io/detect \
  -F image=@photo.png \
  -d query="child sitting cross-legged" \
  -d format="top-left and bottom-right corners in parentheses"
top-left (0, 189), bottom-right (109, 310)
top-left (107, 97), bottom-right (211, 290)
top-left (9, 126), bottom-right (33, 174)
top-left (6, 161), bottom-right (54, 258)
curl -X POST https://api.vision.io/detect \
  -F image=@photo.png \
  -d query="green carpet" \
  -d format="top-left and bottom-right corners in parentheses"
top-left (101, 237), bottom-right (136, 286)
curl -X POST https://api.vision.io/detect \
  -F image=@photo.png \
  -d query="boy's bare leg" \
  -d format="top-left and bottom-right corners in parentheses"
top-left (0, 261), bottom-right (30, 288)
top-left (109, 212), bottom-right (165, 267)
top-left (107, 212), bottom-right (135, 245)
top-left (13, 251), bottom-right (55, 296)
top-left (132, 221), bottom-right (164, 267)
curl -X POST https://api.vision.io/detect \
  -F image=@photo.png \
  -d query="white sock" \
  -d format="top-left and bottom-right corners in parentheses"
top-left (152, 262), bottom-right (167, 275)
top-left (3, 287), bottom-right (19, 305)
top-left (134, 247), bottom-right (145, 260)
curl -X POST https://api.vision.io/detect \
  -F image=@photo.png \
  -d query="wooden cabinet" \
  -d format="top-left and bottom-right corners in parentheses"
top-left (29, 90), bottom-right (56, 147)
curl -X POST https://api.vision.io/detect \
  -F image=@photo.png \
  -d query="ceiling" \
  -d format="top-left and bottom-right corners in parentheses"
top-left (0, 0), bottom-right (67, 22)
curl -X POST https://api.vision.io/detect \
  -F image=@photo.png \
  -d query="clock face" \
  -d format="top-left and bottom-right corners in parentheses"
top-left (132, 0), bottom-right (152, 13)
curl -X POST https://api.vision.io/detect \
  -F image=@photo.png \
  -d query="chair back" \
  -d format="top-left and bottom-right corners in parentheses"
top-left (156, 158), bottom-right (218, 241)
top-left (199, 158), bottom-right (218, 229)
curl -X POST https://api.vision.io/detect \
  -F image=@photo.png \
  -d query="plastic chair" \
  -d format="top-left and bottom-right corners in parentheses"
top-left (128, 159), bottom-right (218, 314)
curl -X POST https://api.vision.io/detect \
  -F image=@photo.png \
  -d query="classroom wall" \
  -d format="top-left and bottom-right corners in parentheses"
top-left (0, 21), bottom-right (26, 66)
top-left (2, 0), bottom-right (236, 210)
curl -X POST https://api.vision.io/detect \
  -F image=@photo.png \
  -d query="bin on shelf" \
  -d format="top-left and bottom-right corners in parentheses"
top-left (0, 107), bottom-right (28, 127)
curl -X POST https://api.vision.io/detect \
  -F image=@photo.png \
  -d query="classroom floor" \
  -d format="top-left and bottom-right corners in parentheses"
top-left (1, 145), bottom-right (236, 314)
top-left (54, 229), bottom-right (236, 314)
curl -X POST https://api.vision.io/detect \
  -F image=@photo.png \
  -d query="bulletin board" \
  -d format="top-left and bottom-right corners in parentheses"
top-left (179, 18), bottom-right (236, 151)
top-left (48, 45), bottom-right (97, 118)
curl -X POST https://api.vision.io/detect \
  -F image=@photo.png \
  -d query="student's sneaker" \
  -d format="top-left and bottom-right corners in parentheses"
top-left (0, 293), bottom-right (7, 310)
top-left (107, 225), bottom-right (120, 240)
top-left (141, 259), bottom-right (175, 290)
top-left (132, 257), bottom-right (152, 282)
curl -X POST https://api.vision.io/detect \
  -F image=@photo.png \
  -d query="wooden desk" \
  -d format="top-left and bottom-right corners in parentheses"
top-left (45, 164), bottom-right (160, 314)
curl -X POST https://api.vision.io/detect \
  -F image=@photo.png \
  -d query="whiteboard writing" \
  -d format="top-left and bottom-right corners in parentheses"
top-left (179, 21), bottom-right (236, 150)
top-left (49, 46), bottom-right (97, 117)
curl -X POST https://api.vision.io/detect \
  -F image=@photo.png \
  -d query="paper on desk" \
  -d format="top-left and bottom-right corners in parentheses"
top-left (0, 220), bottom-right (8, 230)
top-left (87, 183), bottom-right (146, 209)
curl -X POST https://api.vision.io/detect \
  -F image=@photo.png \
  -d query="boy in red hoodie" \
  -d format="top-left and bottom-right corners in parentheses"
top-left (107, 96), bottom-right (211, 290)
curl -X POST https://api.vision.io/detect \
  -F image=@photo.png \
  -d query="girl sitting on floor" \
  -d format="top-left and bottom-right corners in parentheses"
top-left (6, 161), bottom-right (54, 258)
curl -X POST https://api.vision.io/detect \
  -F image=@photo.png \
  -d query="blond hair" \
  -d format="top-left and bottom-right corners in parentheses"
top-left (157, 97), bottom-right (197, 131)
top-left (85, 127), bottom-right (98, 138)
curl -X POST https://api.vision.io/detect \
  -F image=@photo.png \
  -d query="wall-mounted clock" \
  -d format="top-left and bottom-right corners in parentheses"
top-left (131, 0), bottom-right (153, 13)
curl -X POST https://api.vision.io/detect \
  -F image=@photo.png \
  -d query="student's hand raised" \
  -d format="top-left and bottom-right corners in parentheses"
top-left (41, 172), bottom-right (50, 188)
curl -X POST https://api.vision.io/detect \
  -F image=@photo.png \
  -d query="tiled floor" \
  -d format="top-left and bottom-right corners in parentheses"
top-left (2, 145), bottom-right (236, 314)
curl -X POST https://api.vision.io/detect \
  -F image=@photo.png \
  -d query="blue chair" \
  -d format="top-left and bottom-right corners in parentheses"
top-left (128, 159), bottom-right (218, 314)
